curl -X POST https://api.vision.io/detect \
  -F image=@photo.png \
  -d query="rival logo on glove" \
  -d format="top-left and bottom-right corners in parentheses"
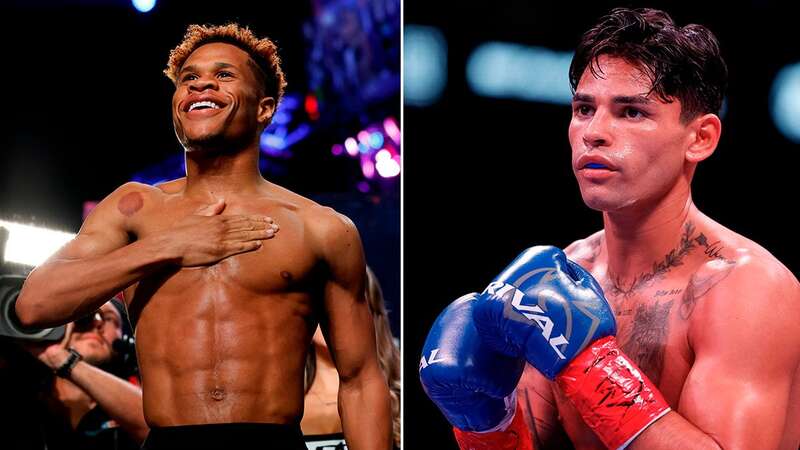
top-left (483, 281), bottom-right (569, 359)
top-left (419, 348), bottom-right (446, 370)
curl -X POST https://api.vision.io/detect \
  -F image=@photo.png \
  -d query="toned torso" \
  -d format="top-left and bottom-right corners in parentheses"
top-left (519, 217), bottom-right (800, 449)
top-left (120, 179), bottom-right (329, 427)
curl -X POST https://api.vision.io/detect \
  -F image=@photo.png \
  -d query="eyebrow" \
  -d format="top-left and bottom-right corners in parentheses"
top-left (179, 62), bottom-right (236, 75)
top-left (572, 93), bottom-right (653, 105)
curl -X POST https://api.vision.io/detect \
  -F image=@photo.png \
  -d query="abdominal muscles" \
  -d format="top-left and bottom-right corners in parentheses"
top-left (131, 271), bottom-right (316, 426)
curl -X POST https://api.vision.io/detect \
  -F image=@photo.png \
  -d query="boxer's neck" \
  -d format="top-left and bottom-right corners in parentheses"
top-left (184, 146), bottom-right (266, 197)
top-left (602, 185), bottom-right (695, 287)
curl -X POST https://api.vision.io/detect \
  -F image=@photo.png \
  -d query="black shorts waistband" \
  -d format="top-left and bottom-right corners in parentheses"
top-left (142, 422), bottom-right (306, 450)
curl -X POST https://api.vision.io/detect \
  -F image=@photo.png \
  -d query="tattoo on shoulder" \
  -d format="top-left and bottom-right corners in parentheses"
top-left (583, 236), bottom-right (602, 264)
top-left (609, 222), bottom-right (731, 297)
top-left (679, 261), bottom-right (736, 320)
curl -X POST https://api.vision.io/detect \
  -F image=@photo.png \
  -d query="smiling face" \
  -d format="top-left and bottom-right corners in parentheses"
top-left (172, 42), bottom-right (274, 152)
top-left (568, 55), bottom-right (692, 213)
top-left (69, 302), bottom-right (122, 366)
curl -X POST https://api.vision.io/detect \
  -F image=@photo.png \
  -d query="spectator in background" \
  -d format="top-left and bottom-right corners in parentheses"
top-left (302, 267), bottom-right (400, 450)
top-left (11, 299), bottom-right (147, 450)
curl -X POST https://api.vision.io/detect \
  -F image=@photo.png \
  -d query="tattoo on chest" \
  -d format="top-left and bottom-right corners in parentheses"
top-left (655, 288), bottom-right (682, 297)
top-left (620, 300), bottom-right (674, 385)
top-left (608, 222), bottom-right (730, 297)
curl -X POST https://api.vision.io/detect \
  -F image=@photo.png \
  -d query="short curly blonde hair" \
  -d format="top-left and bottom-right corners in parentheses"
top-left (164, 23), bottom-right (287, 105)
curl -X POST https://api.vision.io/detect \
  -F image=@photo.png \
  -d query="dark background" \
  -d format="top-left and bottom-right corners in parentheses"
top-left (404, 1), bottom-right (799, 448)
top-left (0, 0), bottom-right (400, 334)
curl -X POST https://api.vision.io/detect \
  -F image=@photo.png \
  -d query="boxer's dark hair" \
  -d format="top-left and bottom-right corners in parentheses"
top-left (570, 8), bottom-right (727, 122)
top-left (165, 23), bottom-right (287, 106)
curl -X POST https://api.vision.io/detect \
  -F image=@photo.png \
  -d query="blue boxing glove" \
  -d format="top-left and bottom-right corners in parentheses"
top-left (472, 245), bottom-right (616, 378)
top-left (419, 293), bottom-right (524, 432)
top-left (473, 246), bottom-right (670, 450)
top-left (420, 293), bottom-right (535, 450)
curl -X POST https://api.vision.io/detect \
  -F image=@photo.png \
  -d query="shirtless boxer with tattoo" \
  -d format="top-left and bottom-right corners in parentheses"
top-left (15, 23), bottom-right (391, 450)
top-left (420, 8), bottom-right (800, 450)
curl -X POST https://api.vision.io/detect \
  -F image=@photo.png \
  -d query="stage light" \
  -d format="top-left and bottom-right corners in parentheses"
top-left (375, 149), bottom-right (392, 162)
top-left (273, 110), bottom-right (291, 125)
top-left (0, 227), bottom-right (7, 265)
top-left (362, 160), bottom-right (376, 179)
top-left (304, 94), bottom-right (320, 121)
top-left (369, 132), bottom-right (384, 149)
top-left (467, 42), bottom-right (573, 105)
top-left (345, 138), bottom-right (359, 156)
top-left (383, 117), bottom-right (400, 144)
top-left (770, 62), bottom-right (800, 143)
top-left (405, 25), bottom-right (447, 106)
top-left (376, 157), bottom-right (400, 178)
top-left (0, 220), bottom-right (75, 267)
top-left (132, 0), bottom-right (156, 13)
top-left (261, 133), bottom-right (286, 151)
top-left (357, 131), bottom-right (371, 145)
top-left (332, 118), bottom-right (401, 185)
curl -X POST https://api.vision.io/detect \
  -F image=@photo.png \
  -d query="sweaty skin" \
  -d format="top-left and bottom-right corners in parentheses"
top-left (15, 41), bottom-right (391, 450)
top-left (519, 219), bottom-right (800, 450)
top-left (515, 57), bottom-right (800, 450)
top-left (120, 178), bottom-right (351, 426)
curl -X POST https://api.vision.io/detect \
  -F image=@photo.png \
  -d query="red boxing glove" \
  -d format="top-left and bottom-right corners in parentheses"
top-left (556, 336), bottom-right (671, 449)
top-left (452, 401), bottom-right (534, 450)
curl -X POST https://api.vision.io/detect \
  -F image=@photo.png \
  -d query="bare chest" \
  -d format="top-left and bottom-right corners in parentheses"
top-left (603, 281), bottom-right (694, 394)
top-left (124, 204), bottom-right (321, 322)
top-left (553, 271), bottom-right (724, 448)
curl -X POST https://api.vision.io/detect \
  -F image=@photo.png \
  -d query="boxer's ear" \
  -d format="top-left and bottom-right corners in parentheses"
top-left (257, 97), bottom-right (276, 126)
top-left (685, 113), bottom-right (721, 163)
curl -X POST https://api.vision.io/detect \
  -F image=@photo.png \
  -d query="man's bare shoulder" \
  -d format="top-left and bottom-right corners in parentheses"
top-left (297, 202), bottom-right (362, 278)
top-left (564, 230), bottom-right (604, 268)
top-left (700, 217), bottom-right (797, 293)
top-left (260, 182), bottom-right (359, 250)
top-left (689, 225), bottom-right (800, 345)
top-left (305, 205), bottom-right (359, 251)
top-left (153, 177), bottom-right (186, 194)
top-left (700, 243), bottom-right (799, 306)
top-left (86, 182), bottom-right (162, 220)
top-left (257, 181), bottom-right (317, 212)
top-left (107, 180), bottom-right (163, 197)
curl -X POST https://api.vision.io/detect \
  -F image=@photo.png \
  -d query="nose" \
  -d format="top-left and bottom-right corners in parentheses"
top-left (188, 75), bottom-right (218, 92)
top-left (92, 312), bottom-right (105, 332)
top-left (582, 109), bottom-right (613, 149)
top-left (74, 310), bottom-right (103, 332)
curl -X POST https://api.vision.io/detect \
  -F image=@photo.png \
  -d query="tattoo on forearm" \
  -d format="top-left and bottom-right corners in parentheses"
top-left (520, 383), bottom-right (567, 449)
